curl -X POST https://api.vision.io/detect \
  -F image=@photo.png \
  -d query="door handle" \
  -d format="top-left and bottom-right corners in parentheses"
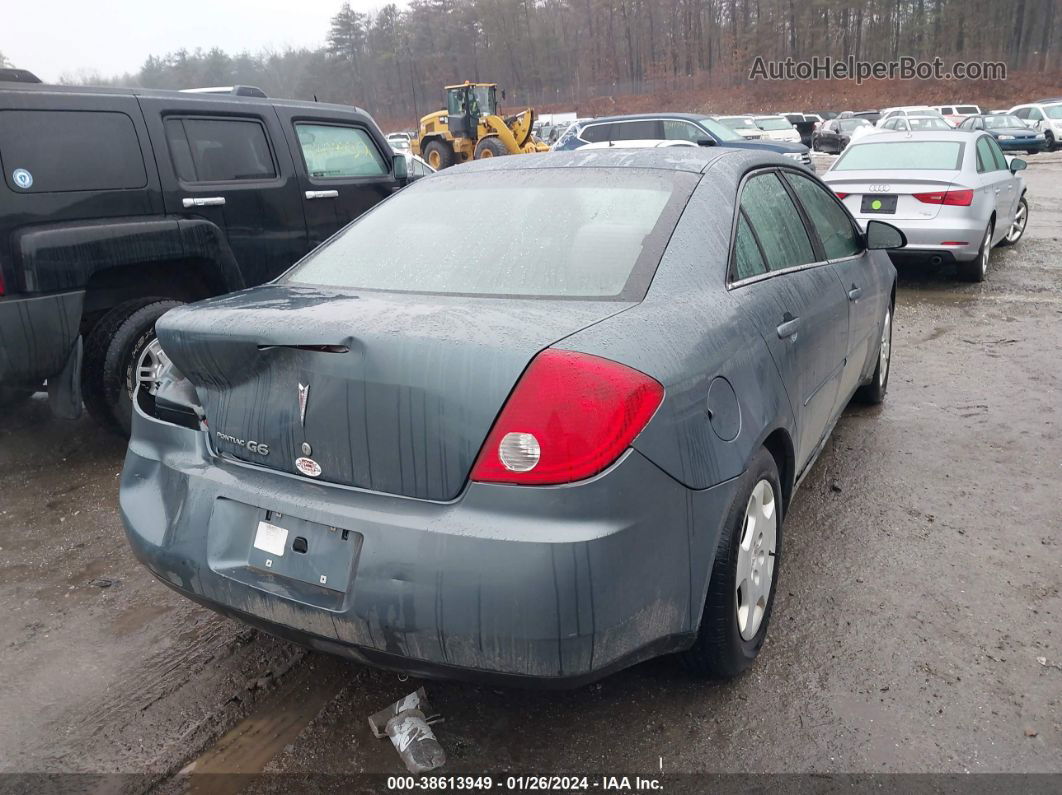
top-left (305, 190), bottom-right (339, 200)
top-left (182, 196), bottom-right (225, 207)
top-left (776, 315), bottom-right (800, 340)
top-left (847, 285), bottom-right (863, 301)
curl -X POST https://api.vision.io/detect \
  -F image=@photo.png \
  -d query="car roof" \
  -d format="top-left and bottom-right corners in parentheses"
top-left (0, 81), bottom-right (371, 117)
top-left (576, 112), bottom-right (706, 124)
top-left (849, 130), bottom-right (981, 143)
top-left (444, 146), bottom-right (785, 175)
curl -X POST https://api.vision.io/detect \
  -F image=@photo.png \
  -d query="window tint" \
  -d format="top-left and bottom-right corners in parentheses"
top-left (986, 137), bottom-right (1009, 171)
top-left (732, 212), bottom-right (767, 281)
top-left (166, 117), bottom-right (276, 182)
top-left (663, 120), bottom-right (705, 142)
top-left (579, 123), bottom-right (613, 143)
top-left (0, 110), bottom-right (146, 193)
top-left (976, 136), bottom-right (998, 172)
top-left (784, 172), bottom-right (862, 260)
top-left (295, 123), bottom-right (388, 178)
top-left (610, 120), bottom-right (664, 140)
top-left (739, 173), bottom-right (815, 272)
top-left (1013, 107), bottom-right (1029, 119)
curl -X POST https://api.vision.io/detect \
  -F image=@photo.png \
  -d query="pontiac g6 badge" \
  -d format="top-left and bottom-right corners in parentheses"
top-left (295, 456), bottom-right (322, 478)
top-left (298, 382), bottom-right (310, 425)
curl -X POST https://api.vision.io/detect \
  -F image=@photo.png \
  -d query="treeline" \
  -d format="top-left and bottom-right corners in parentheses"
top-left (59, 0), bottom-right (1060, 124)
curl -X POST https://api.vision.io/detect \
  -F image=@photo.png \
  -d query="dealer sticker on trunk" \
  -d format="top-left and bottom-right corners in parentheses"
top-left (253, 521), bottom-right (288, 557)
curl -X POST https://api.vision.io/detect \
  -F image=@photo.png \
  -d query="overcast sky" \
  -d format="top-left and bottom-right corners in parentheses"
top-left (4, 0), bottom-right (387, 82)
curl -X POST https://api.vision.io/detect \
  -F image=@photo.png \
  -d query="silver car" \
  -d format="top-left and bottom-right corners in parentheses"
top-left (822, 131), bottom-right (1028, 282)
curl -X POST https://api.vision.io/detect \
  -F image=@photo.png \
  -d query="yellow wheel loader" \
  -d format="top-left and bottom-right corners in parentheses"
top-left (412, 82), bottom-right (549, 170)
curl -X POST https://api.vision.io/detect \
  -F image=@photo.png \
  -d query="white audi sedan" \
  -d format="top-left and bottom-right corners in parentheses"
top-left (822, 131), bottom-right (1028, 282)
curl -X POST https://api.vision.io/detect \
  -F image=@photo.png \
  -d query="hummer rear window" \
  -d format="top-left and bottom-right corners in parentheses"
top-left (0, 110), bottom-right (147, 193)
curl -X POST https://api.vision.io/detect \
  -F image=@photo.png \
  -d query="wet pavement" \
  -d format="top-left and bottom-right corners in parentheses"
top-left (1, 156), bottom-right (1059, 788)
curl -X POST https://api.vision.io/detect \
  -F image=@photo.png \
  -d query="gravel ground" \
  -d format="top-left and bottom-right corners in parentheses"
top-left (0, 154), bottom-right (1059, 788)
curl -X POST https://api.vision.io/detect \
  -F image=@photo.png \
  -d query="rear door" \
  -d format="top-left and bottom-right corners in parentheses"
top-left (975, 134), bottom-right (1013, 233)
top-left (726, 169), bottom-right (850, 469)
top-left (783, 169), bottom-right (883, 401)
top-left (139, 95), bottom-right (308, 287)
top-left (275, 107), bottom-right (396, 248)
top-left (984, 135), bottom-right (1019, 232)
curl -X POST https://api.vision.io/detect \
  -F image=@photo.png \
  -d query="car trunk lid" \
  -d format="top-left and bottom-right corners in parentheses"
top-left (826, 169), bottom-right (964, 220)
top-left (156, 284), bottom-right (635, 501)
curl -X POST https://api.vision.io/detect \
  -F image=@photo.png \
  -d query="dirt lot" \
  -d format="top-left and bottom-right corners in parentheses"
top-left (1, 155), bottom-right (1059, 790)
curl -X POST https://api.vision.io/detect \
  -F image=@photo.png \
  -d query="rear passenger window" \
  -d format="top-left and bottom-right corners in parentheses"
top-left (0, 110), bottom-right (146, 193)
top-left (975, 137), bottom-right (999, 172)
top-left (738, 173), bottom-right (815, 273)
top-left (987, 137), bottom-right (1009, 171)
top-left (580, 123), bottom-right (613, 143)
top-left (295, 123), bottom-right (388, 178)
top-left (610, 120), bottom-right (663, 140)
top-left (165, 117), bottom-right (276, 182)
top-left (784, 172), bottom-right (863, 260)
top-left (732, 212), bottom-right (767, 281)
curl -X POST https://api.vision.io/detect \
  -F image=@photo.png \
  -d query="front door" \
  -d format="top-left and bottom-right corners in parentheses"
top-left (276, 109), bottom-right (396, 249)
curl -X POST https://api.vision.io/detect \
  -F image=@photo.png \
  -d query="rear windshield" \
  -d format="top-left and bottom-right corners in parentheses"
top-left (834, 141), bottom-right (965, 171)
top-left (985, 115), bottom-right (1025, 129)
top-left (284, 168), bottom-right (696, 299)
top-left (756, 118), bottom-right (792, 131)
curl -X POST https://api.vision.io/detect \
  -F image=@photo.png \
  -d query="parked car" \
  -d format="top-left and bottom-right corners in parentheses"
top-left (812, 117), bottom-right (872, 153)
top-left (386, 132), bottom-right (411, 152)
top-left (823, 131), bottom-right (1028, 282)
top-left (778, 113), bottom-right (820, 147)
top-left (394, 151), bottom-right (437, 178)
top-left (120, 148), bottom-right (898, 685)
top-left (851, 110), bottom-right (882, 125)
top-left (0, 79), bottom-right (405, 430)
top-left (752, 115), bottom-right (802, 143)
top-left (877, 115), bottom-right (954, 133)
top-left (550, 113), bottom-right (814, 170)
top-left (1008, 101), bottom-right (1062, 150)
top-left (958, 114), bottom-right (1047, 154)
top-left (932, 104), bottom-right (982, 125)
top-left (876, 106), bottom-right (949, 127)
top-left (580, 139), bottom-right (697, 149)
top-left (715, 115), bottom-right (764, 139)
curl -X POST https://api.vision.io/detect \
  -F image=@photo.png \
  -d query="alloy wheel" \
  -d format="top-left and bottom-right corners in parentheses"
top-left (135, 338), bottom-right (172, 397)
top-left (879, 307), bottom-right (892, 387)
top-left (980, 226), bottom-right (991, 277)
top-left (735, 479), bottom-right (777, 641)
top-left (1006, 202), bottom-right (1028, 243)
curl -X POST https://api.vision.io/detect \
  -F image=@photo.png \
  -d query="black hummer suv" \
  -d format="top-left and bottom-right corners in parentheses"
top-left (0, 80), bottom-right (406, 433)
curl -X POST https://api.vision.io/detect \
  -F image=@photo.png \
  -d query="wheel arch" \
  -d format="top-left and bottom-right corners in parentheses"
top-left (761, 427), bottom-right (795, 517)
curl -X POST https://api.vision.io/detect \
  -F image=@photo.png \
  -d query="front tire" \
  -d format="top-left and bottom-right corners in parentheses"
top-left (855, 302), bottom-right (893, 404)
top-left (82, 298), bottom-right (182, 435)
top-left (1045, 130), bottom-right (1056, 151)
top-left (998, 196), bottom-right (1028, 247)
top-left (680, 447), bottom-right (782, 679)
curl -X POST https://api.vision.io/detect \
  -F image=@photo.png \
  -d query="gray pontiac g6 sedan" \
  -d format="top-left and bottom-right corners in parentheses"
top-left (120, 148), bottom-right (900, 685)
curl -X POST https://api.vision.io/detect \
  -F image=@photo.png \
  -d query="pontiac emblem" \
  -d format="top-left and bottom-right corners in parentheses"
top-left (298, 382), bottom-right (310, 425)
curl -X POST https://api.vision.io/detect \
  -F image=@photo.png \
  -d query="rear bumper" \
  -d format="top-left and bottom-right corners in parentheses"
top-left (854, 216), bottom-right (985, 261)
top-left (120, 405), bottom-right (740, 686)
top-left (0, 290), bottom-right (84, 386)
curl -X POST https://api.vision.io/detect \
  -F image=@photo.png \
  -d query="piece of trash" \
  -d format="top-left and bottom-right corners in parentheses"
top-left (90, 578), bottom-right (113, 588)
top-left (1024, 727), bottom-right (1038, 737)
top-left (1036, 656), bottom-right (1062, 671)
top-left (370, 688), bottom-right (446, 774)
top-left (829, 480), bottom-right (842, 493)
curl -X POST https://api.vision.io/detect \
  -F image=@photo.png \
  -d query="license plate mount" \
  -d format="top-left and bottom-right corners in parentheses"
top-left (861, 194), bottom-right (897, 214)
top-left (247, 511), bottom-right (361, 593)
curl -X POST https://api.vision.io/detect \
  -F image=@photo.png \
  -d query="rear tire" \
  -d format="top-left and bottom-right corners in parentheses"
top-left (958, 223), bottom-right (993, 283)
top-left (82, 298), bottom-right (182, 435)
top-left (474, 137), bottom-right (509, 158)
top-left (680, 447), bottom-right (782, 679)
top-left (423, 140), bottom-right (455, 170)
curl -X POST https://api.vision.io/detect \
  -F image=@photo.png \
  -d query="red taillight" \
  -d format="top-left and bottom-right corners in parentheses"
top-left (834, 192), bottom-right (849, 199)
top-left (913, 188), bottom-right (973, 206)
top-left (470, 349), bottom-right (664, 485)
top-left (0, 269), bottom-right (5, 296)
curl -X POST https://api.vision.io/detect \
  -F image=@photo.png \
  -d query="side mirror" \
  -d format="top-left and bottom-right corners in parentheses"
top-left (866, 219), bottom-right (907, 250)
top-left (696, 138), bottom-right (715, 147)
top-left (393, 153), bottom-right (408, 181)
top-left (1009, 157), bottom-right (1027, 173)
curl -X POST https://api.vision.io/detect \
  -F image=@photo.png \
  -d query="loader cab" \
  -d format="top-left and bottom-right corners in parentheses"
top-left (446, 83), bottom-right (498, 138)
